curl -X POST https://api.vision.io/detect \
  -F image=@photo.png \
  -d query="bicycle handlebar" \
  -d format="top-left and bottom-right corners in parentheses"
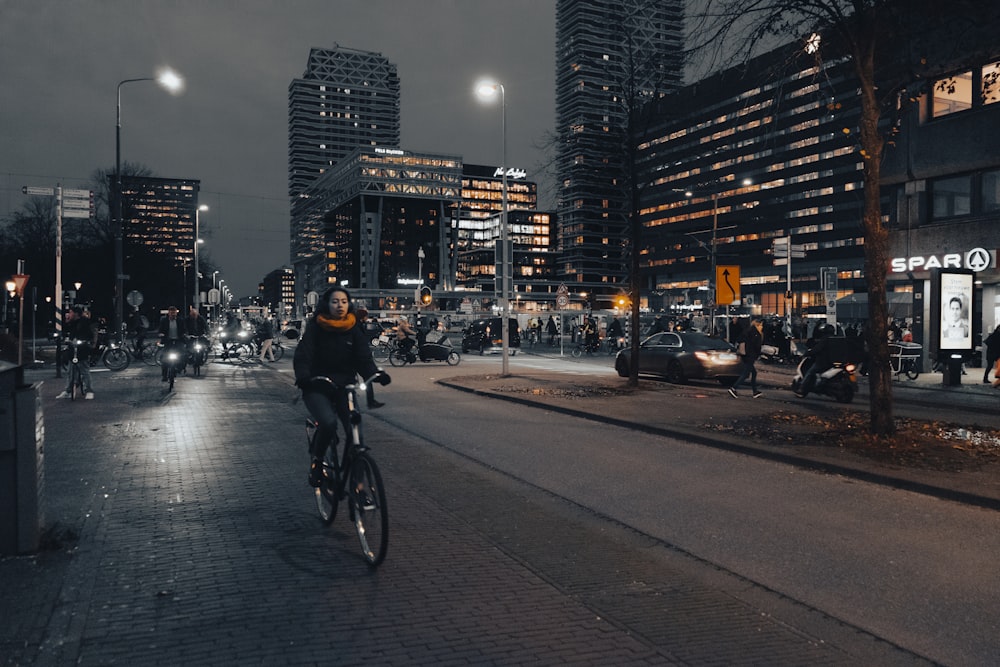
top-left (299, 371), bottom-right (390, 409)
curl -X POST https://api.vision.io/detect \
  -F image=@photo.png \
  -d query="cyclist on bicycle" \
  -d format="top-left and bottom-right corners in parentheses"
top-left (395, 315), bottom-right (417, 363)
top-left (157, 306), bottom-right (188, 381)
top-left (56, 305), bottom-right (98, 399)
top-left (294, 286), bottom-right (390, 487)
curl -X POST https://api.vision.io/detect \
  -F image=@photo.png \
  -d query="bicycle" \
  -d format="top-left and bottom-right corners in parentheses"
top-left (301, 374), bottom-right (389, 567)
top-left (62, 339), bottom-right (88, 400)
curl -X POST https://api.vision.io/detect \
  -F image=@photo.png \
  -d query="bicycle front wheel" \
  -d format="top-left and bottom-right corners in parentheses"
top-left (388, 349), bottom-right (409, 367)
top-left (349, 451), bottom-right (388, 567)
top-left (314, 455), bottom-right (339, 525)
top-left (271, 342), bottom-right (285, 361)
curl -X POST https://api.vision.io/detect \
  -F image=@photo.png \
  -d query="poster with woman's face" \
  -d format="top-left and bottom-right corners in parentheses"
top-left (939, 271), bottom-right (973, 350)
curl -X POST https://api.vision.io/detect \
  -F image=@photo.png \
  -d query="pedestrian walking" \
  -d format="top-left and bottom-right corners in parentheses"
top-left (546, 315), bottom-right (558, 346)
top-left (257, 317), bottom-right (275, 362)
top-left (729, 316), bottom-right (763, 398)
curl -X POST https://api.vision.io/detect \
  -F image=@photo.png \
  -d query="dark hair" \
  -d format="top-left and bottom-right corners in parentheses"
top-left (313, 286), bottom-right (353, 319)
top-left (71, 305), bottom-right (84, 315)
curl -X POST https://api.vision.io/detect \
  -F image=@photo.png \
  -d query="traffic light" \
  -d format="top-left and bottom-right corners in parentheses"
top-left (419, 286), bottom-right (432, 305)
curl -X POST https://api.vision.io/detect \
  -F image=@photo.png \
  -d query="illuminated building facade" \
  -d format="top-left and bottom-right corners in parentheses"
top-left (291, 147), bottom-right (462, 298)
top-left (637, 39), bottom-right (1000, 357)
top-left (452, 165), bottom-right (557, 292)
top-left (260, 267), bottom-right (296, 316)
top-left (119, 175), bottom-right (200, 269)
top-left (555, 0), bottom-right (684, 305)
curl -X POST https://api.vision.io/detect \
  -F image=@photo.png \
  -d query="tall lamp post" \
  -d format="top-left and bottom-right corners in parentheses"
top-left (194, 204), bottom-right (208, 312)
top-left (476, 78), bottom-right (510, 376)
top-left (115, 69), bottom-right (183, 335)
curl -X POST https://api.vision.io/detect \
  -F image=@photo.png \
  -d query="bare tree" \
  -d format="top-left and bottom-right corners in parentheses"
top-left (686, 0), bottom-right (1000, 436)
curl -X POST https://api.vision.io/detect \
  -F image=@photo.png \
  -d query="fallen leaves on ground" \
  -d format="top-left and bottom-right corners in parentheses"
top-left (718, 410), bottom-right (1000, 472)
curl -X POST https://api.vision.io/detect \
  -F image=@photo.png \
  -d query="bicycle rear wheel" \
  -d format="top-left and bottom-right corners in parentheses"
top-left (314, 454), bottom-right (339, 525)
top-left (141, 342), bottom-right (160, 366)
top-left (104, 347), bottom-right (130, 371)
top-left (271, 341), bottom-right (285, 361)
top-left (349, 451), bottom-right (388, 567)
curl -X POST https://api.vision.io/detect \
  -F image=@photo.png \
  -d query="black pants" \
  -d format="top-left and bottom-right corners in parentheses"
top-left (303, 389), bottom-right (350, 460)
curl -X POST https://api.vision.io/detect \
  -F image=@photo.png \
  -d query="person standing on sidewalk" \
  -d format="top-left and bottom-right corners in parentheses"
top-left (729, 317), bottom-right (763, 399)
top-left (294, 287), bottom-right (388, 487)
top-left (983, 324), bottom-right (1000, 384)
top-left (56, 305), bottom-right (98, 399)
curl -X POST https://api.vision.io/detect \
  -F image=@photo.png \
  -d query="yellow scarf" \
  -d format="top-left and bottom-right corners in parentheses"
top-left (316, 312), bottom-right (356, 332)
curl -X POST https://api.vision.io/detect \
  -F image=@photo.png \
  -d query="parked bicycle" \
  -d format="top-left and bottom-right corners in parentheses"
top-left (301, 374), bottom-right (389, 567)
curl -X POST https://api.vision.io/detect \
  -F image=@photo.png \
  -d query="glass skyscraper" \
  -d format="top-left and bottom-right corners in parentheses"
top-left (554, 0), bottom-right (684, 304)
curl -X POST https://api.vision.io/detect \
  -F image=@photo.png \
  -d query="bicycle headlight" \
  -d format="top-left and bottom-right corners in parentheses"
top-left (167, 352), bottom-right (180, 361)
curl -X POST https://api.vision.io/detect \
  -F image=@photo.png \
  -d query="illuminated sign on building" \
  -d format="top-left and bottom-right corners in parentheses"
top-left (890, 247), bottom-right (993, 273)
top-left (375, 147), bottom-right (405, 156)
top-left (492, 167), bottom-right (527, 180)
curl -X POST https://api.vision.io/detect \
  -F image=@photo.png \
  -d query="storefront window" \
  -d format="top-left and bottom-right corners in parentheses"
top-left (931, 175), bottom-right (972, 218)
top-left (932, 71), bottom-right (973, 118)
top-left (984, 170), bottom-right (1000, 213)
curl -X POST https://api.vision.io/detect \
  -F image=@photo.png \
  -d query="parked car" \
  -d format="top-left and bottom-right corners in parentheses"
top-left (461, 317), bottom-right (521, 354)
top-left (614, 331), bottom-right (742, 384)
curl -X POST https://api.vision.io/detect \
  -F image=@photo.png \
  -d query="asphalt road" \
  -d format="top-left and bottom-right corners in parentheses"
top-left (373, 352), bottom-right (1000, 665)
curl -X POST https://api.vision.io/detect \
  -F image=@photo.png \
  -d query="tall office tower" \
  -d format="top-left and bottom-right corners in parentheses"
top-left (554, 0), bottom-right (683, 303)
top-left (288, 46), bottom-right (400, 197)
top-left (288, 45), bottom-right (401, 292)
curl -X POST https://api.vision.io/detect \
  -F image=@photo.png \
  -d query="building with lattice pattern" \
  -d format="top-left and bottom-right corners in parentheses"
top-left (555, 0), bottom-right (684, 305)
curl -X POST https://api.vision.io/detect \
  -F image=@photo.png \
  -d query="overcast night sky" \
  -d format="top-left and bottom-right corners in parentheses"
top-left (0, 0), bottom-right (557, 298)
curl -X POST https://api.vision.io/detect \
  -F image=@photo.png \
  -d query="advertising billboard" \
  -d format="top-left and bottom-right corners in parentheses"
top-left (935, 270), bottom-right (974, 353)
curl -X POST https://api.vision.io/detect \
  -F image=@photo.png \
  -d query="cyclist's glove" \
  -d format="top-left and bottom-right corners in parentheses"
top-left (376, 371), bottom-right (392, 386)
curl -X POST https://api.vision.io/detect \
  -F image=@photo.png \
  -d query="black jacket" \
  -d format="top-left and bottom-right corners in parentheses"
top-left (293, 318), bottom-right (379, 388)
top-left (157, 315), bottom-right (188, 341)
top-left (737, 324), bottom-right (763, 363)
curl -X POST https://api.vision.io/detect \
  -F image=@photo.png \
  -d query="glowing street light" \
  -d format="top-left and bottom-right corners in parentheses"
top-left (475, 78), bottom-right (511, 376)
top-left (114, 67), bottom-right (184, 335)
top-left (194, 204), bottom-right (208, 312)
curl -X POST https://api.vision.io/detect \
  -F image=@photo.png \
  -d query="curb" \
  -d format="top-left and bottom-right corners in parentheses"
top-left (439, 378), bottom-right (1000, 512)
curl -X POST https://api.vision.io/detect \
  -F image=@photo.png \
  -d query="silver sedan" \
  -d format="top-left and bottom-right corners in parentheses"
top-left (615, 331), bottom-right (743, 384)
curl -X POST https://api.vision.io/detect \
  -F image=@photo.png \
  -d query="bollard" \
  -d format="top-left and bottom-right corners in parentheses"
top-left (0, 361), bottom-right (44, 555)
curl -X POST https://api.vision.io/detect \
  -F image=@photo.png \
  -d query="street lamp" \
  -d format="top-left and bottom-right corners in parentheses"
top-left (115, 68), bottom-right (183, 336)
top-left (194, 204), bottom-right (208, 312)
top-left (475, 78), bottom-right (510, 376)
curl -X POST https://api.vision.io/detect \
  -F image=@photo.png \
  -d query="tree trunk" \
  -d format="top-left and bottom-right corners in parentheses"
top-left (854, 35), bottom-right (895, 436)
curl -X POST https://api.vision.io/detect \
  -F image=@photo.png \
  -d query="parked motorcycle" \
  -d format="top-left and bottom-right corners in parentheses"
top-left (790, 356), bottom-right (857, 403)
top-left (389, 333), bottom-right (461, 366)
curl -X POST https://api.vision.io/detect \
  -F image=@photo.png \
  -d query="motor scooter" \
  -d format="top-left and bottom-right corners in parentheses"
top-left (389, 332), bottom-right (461, 366)
top-left (791, 356), bottom-right (857, 403)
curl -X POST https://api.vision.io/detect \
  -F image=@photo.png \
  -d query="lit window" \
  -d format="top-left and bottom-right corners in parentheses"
top-left (983, 62), bottom-right (1000, 105)
top-left (932, 71), bottom-right (973, 117)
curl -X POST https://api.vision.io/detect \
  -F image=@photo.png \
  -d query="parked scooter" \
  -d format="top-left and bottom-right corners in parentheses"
top-left (389, 332), bottom-right (461, 366)
top-left (790, 356), bottom-right (857, 403)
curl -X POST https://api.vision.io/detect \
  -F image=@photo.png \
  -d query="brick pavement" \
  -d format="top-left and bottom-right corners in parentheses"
top-left (2, 359), bottom-right (935, 665)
